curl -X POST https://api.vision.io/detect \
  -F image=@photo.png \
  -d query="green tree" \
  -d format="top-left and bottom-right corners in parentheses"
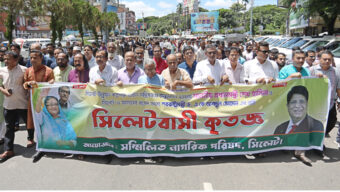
top-left (230, 3), bottom-right (245, 13)
top-left (199, 7), bottom-right (208, 12)
top-left (41, 0), bottom-right (73, 44)
top-left (217, 3), bottom-right (247, 33)
top-left (100, 12), bottom-right (119, 38)
top-left (83, 5), bottom-right (102, 44)
top-left (218, 8), bottom-right (237, 32)
top-left (69, 0), bottom-right (88, 44)
top-left (176, 3), bottom-right (183, 15)
top-left (244, 5), bottom-right (288, 35)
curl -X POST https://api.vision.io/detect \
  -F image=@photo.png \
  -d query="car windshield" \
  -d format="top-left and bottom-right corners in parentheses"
top-left (280, 38), bottom-right (302, 48)
top-left (302, 41), bottom-right (329, 51)
top-left (326, 41), bottom-right (340, 51)
top-left (265, 38), bottom-right (276, 43)
top-left (269, 39), bottom-right (280, 45)
top-left (255, 37), bottom-right (265, 41)
top-left (271, 39), bottom-right (287, 47)
top-left (332, 46), bottom-right (340, 57)
top-left (287, 40), bottom-right (309, 49)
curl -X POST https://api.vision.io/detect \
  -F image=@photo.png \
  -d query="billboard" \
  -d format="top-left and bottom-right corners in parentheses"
top-left (117, 12), bottom-right (126, 30)
top-left (289, 0), bottom-right (308, 30)
top-left (107, 5), bottom-right (118, 13)
top-left (191, 11), bottom-right (219, 33)
top-left (26, 16), bottom-right (50, 31)
top-left (137, 23), bottom-right (147, 30)
top-left (277, 0), bottom-right (288, 8)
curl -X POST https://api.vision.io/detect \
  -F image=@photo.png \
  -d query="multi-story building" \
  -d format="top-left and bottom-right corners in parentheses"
top-left (279, 0), bottom-right (340, 36)
top-left (183, 0), bottom-right (199, 15)
top-left (90, 0), bottom-right (136, 35)
top-left (126, 11), bottom-right (137, 35)
top-left (0, 12), bottom-right (50, 41)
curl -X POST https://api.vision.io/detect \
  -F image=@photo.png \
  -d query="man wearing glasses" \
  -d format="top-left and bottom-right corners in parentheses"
top-left (89, 50), bottom-right (118, 86)
top-left (58, 86), bottom-right (72, 111)
top-left (193, 44), bottom-right (230, 86)
top-left (243, 41), bottom-right (279, 84)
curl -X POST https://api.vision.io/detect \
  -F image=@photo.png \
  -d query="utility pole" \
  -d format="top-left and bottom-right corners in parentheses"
top-left (142, 11), bottom-right (145, 31)
top-left (185, 8), bottom-right (187, 32)
top-left (101, 0), bottom-right (108, 43)
top-left (286, 10), bottom-right (290, 36)
top-left (249, 0), bottom-right (254, 37)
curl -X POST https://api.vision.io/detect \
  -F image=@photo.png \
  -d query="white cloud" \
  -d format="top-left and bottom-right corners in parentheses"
top-left (122, 1), bottom-right (157, 19)
top-left (158, 2), bottom-right (174, 9)
top-left (122, 0), bottom-right (177, 19)
top-left (203, 0), bottom-right (235, 8)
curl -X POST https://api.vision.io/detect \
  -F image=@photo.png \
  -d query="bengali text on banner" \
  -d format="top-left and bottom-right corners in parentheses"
top-left (31, 78), bottom-right (330, 157)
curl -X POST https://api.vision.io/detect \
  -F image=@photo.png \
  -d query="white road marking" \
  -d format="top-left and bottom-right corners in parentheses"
top-left (203, 182), bottom-right (213, 191)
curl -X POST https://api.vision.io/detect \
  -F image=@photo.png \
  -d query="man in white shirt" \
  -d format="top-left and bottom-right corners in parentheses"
top-left (224, 47), bottom-right (245, 84)
top-left (106, 42), bottom-right (124, 71)
top-left (302, 50), bottom-right (316, 69)
top-left (243, 41), bottom-right (278, 84)
top-left (90, 50), bottom-right (118, 86)
top-left (191, 39), bottom-right (198, 53)
top-left (193, 44), bottom-right (229, 86)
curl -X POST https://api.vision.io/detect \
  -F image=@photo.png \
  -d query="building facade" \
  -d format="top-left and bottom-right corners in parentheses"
top-left (91, 0), bottom-right (137, 35)
top-left (183, 0), bottom-right (199, 15)
top-left (288, 0), bottom-right (340, 36)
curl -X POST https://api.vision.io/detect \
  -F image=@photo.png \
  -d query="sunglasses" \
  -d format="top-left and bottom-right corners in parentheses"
top-left (207, 51), bottom-right (216, 55)
top-left (259, 50), bottom-right (269, 54)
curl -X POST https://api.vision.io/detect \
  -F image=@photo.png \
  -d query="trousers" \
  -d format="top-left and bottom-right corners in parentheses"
top-left (326, 104), bottom-right (337, 135)
top-left (3, 109), bottom-right (27, 151)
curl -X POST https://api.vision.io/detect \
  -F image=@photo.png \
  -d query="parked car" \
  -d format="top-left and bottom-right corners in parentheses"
top-left (270, 37), bottom-right (290, 49)
top-left (332, 46), bottom-right (340, 67)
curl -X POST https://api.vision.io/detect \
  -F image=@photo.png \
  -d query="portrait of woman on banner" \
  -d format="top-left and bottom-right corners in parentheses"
top-left (35, 88), bottom-right (77, 149)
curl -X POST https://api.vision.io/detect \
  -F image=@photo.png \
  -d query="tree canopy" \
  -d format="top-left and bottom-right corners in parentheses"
top-left (139, 3), bottom-right (287, 36)
top-left (0, 0), bottom-right (119, 44)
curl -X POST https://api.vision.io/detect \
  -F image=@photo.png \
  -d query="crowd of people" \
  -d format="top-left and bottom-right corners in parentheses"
top-left (0, 36), bottom-right (338, 166)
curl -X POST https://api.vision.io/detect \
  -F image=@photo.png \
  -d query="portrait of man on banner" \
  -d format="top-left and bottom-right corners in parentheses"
top-left (274, 85), bottom-right (324, 134)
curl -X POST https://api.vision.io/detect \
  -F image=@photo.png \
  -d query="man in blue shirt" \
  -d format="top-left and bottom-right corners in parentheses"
top-left (279, 50), bottom-right (310, 80)
top-left (138, 60), bottom-right (165, 86)
top-left (178, 46), bottom-right (197, 80)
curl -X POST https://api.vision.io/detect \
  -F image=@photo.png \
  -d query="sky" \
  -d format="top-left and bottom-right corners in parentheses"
top-left (120, 0), bottom-right (278, 19)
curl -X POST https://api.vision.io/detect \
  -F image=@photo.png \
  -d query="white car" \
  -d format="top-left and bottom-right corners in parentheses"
top-left (332, 46), bottom-right (340, 67)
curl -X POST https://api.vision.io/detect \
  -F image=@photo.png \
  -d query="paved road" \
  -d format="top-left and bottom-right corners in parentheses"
top-left (0, 123), bottom-right (339, 190)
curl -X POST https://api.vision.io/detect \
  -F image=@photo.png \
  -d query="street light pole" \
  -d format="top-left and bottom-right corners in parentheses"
top-left (249, 0), bottom-right (254, 37)
top-left (142, 11), bottom-right (145, 31)
top-left (101, 0), bottom-right (108, 43)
